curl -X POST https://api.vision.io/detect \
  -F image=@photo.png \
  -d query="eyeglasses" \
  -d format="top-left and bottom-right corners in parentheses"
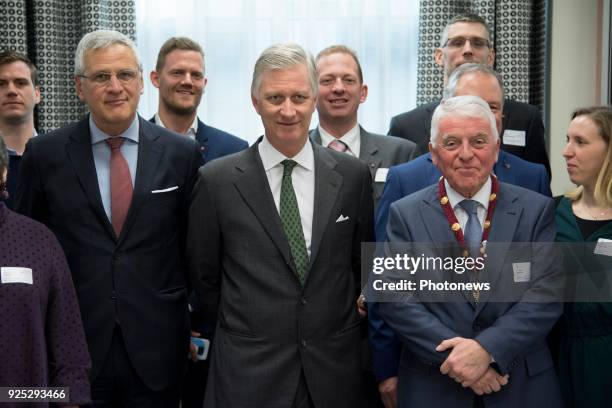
top-left (79, 69), bottom-right (139, 85)
top-left (444, 37), bottom-right (490, 49)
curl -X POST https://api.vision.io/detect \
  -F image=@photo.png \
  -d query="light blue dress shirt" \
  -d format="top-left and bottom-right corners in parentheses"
top-left (90, 115), bottom-right (139, 220)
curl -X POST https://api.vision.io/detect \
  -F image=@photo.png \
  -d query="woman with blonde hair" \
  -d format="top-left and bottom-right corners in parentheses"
top-left (555, 106), bottom-right (612, 407)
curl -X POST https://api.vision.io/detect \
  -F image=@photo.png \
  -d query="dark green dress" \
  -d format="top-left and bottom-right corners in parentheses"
top-left (555, 197), bottom-right (612, 408)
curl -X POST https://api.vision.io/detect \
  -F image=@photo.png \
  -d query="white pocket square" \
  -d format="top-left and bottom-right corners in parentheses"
top-left (336, 214), bottom-right (350, 223)
top-left (151, 186), bottom-right (179, 194)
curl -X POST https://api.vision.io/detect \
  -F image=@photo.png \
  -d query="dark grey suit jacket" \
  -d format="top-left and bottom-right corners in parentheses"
top-left (378, 183), bottom-right (563, 408)
top-left (188, 139), bottom-right (374, 408)
top-left (310, 126), bottom-right (416, 208)
top-left (388, 99), bottom-right (551, 177)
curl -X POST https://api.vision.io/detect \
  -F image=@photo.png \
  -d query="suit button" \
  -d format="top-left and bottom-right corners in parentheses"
top-left (301, 297), bottom-right (307, 305)
top-left (110, 291), bottom-right (117, 300)
top-left (301, 339), bottom-right (307, 347)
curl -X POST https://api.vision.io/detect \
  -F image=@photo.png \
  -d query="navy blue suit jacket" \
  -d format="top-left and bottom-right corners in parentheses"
top-left (370, 149), bottom-right (551, 381)
top-left (15, 116), bottom-right (204, 390)
top-left (149, 117), bottom-right (248, 164)
top-left (377, 183), bottom-right (562, 407)
top-left (388, 99), bottom-right (551, 177)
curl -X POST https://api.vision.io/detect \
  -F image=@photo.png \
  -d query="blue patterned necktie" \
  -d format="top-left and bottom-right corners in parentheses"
top-left (458, 199), bottom-right (482, 257)
top-left (280, 160), bottom-right (309, 285)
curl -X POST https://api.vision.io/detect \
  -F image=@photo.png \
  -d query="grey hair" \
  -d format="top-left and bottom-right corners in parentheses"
top-left (443, 63), bottom-right (505, 102)
top-left (430, 95), bottom-right (498, 146)
top-left (251, 43), bottom-right (317, 97)
top-left (74, 30), bottom-right (142, 76)
top-left (439, 14), bottom-right (491, 48)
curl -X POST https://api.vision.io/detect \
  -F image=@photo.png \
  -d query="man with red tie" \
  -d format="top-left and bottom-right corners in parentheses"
top-left (16, 30), bottom-right (203, 407)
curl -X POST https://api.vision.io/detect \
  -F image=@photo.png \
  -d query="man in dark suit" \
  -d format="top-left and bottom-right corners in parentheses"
top-left (370, 63), bottom-right (552, 407)
top-left (309, 45), bottom-right (416, 209)
top-left (149, 36), bottom-right (248, 164)
top-left (188, 43), bottom-right (373, 408)
top-left (15, 30), bottom-right (203, 407)
top-left (377, 95), bottom-right (562, 407)
top-left (310, 44), bottom-right (415, 408)
top-left (149, 36), bottom-right (248, 408)
top-left (388, 14), bottom-right (550, 177)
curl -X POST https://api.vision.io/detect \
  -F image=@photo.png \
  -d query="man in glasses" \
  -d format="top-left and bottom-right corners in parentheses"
top-left (388, 14), bottom-right (550, 177)
top-left (16, 30), bottom-right (203, 407)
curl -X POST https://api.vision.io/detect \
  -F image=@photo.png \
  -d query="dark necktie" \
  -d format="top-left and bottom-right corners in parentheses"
top-left (106, 137), bottom-right (133, 237)
top-left (328, 139), bottom-right (348, 153)
top-left (458, 199), bottom-right (482, 256)
top-left (459, 199), bottom-right (483, 302)
top-left (280, 160), bottom-right (309, 285)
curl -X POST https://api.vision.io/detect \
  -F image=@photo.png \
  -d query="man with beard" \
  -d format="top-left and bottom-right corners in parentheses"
top-left (150, 37), bottom-right (247, 164)
top-left (150, 37), bottom-right (248, 408)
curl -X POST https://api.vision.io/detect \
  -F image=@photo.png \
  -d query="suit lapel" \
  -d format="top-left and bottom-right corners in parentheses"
top-left (420, 189), bottom-right (471, 300)
top-left (419, 188), bottom-right (453, 243)
top-left (233, 143), bottom-right (296, 273)
top-left (195, 119), bottom-right (209, 162)
top-left (65, 117), bottom-right (116, 239)
top-left (475, 184), bottom-right (521, 312)
top-left (309, 144), bottom-right (342, 271)
top-left (358, 127), bottom-right (381, 179)
top-left (118, 117), bottom-right (163, 243)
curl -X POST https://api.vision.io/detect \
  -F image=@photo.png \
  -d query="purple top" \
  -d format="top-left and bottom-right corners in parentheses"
top-left (0, 203), bottom-right (91, 406)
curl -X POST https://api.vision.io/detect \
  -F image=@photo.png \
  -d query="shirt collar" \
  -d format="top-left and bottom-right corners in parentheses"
top-left (318, 123), bottom-right (360, 155)
top-left (445, 176), bottom-right (492, 211)
top-left (90, 114), bottom-right (140, 145)
top-left (154, 113), bottom-right (198, 136)
top-left (258, 135), bottom-right (314, 173)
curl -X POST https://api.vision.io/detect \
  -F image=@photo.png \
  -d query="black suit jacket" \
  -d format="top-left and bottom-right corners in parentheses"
top-left (15, 115), bottom-right (204, 390)
top-left (388, 99), bottom-right (551, 177)
top-left (187, 140), bottom-right (374, 408)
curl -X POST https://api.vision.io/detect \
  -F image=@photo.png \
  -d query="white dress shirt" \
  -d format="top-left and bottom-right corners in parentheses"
top-left (154, 113), bottom-right (198, 139)
top-left (445, 177), bottom-right (492, 233)
top-left (318, 123), bottom-right (360, 157)
top-left (258, 136), bottom-right (315, 257)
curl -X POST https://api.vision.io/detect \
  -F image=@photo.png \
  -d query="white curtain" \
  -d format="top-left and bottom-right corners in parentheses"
top-left (136, 0), bottom-right (419, 144)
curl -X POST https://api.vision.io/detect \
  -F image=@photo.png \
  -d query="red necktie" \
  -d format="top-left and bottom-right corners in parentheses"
top-left (328, 139), bottom-right (349, 153)
top-left (106, 137), bottom-right (133, 236)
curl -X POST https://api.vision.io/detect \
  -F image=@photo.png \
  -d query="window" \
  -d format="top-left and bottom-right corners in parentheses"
top-left (136, 0), bottom-right (419, 144)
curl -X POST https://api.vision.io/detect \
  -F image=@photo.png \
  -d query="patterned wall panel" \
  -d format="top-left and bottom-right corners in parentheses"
top-left (494, 0), bottom-right (531, 102)
top-left (416, 0), bottom-right (547, 110)
top-left (0, 1), bottom-right (136, 133)
top-left (0, 0), bottom-right (29, 54)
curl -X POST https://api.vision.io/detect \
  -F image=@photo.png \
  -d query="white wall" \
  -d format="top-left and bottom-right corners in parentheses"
top-left (549, 0), bottom-right (604, 195)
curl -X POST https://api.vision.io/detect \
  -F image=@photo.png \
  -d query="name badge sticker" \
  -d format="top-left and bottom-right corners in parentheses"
top-left (512, 262), bottom-right (531, 283)
top-left (503, 130), bottom-right (526, 147)
top-left (375, 168), bottom-right (389, 183)
top-left (594, 238), bottom-right (612, 256)
top-left (1, 267), bottom-right (33, 284)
